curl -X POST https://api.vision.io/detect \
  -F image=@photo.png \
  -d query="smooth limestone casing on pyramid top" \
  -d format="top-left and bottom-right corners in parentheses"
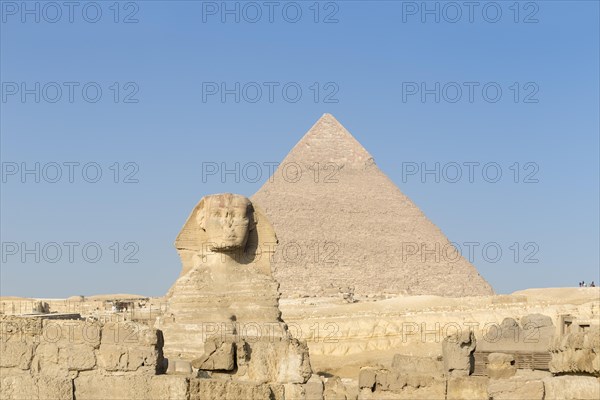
top-left (252, 114), bottom-right (494, 298)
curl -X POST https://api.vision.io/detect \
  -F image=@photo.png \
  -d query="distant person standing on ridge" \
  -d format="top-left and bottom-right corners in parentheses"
top-left (591, 282), bottom-right (596, 287)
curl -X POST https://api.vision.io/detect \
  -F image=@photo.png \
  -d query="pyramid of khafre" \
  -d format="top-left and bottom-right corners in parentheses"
top-left (252, 114), bottom-right (494, 298)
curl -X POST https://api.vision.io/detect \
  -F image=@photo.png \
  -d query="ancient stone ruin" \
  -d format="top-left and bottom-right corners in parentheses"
top-left (253, 113), bottom-right (494, 298)
top-left (157, 193), bottom-right (314, 388)
top-left (1, 115), bottom-right (599, 399)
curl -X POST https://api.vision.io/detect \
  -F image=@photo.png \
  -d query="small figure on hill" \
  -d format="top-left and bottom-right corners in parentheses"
top-left (591, 281), bottom-right (596, 287)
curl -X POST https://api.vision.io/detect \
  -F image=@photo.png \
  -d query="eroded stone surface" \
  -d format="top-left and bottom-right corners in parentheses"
top-left (252, 114), bottom-right (493, 298)
top-left (443, 331), bottom-right (476, 377)
top-left (486, 353), bottom-right (516, 379)
top-left (549, 327), bottom-right (600, 376)
top-left (157, 194), bottom-right (286, 361)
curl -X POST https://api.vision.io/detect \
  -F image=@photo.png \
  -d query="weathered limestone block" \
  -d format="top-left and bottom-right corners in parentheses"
top-left (167, 359), bottom-right (193, 374)
top-left (96, 344), bottom-right (128, 371)
top-left (549, 328), bottom-right (600, 376)
top-left (31, 342), bottom-right (60, 375)
top-left (43, 319), bottom-right (102, 348)
top-left (96, 321), bottom-right (163, 373)
top-left (0, 375), bottom-right (38, 400)
top-left (188, 378), bottom-right (282, 400)
top-left (305, 374), bottom-right (325, 400)
top-left (149, 375), bottom-right (191, 400)
top-left (443, 331), bottom-right (476, 376)
top-left (362, 369), bottom-right (445, 400)
top-left (101, 321), bottom-right (159, 347)
top-left (358, 387), bottom-right (402, 400)
top-left (64, 344), bottom-right (96, 371)
top-left (487, 377), bottom-right (544, 400)
top-left (76, 374), bottom-right (191, 400)
top-left (129, 344), bottom-right (162, 371)
top-left (26, 320), bottom-right (100, 376)
top-left (0, 315), bottom-right (43, 342)
top-left (478, 314), bottom-right (555, 353)
top-left (391, 354), bottom-right (444, 378)
top-left (323, 375), bottom-right (349, 399)
top-left (284, 383), bottom-right (306, 399)
top-left (96, 344), bottom-right (161, 373)
top-left (521, 314), bottom-right (554, 336)
top-left (36, 375), bottom-right (74, 399)
top-left (446, 376), bottom-right (488, 400)
top-left (0, 341), bottom-right (35, 369)
top-left (189, 334), bottom-right (312, 385)
top-left (543, 375), bottom-right (600, 400)
top-left (191, 336), bottom-right (235, 371)
top-left (74, 374), bottom-right (152, 400)
top-left (0, 374), bottom-right (73, 400)
top-left (236, 337), bottom-right (312, 384)
top-left (486, 352), bottom-right (516, 379)
top-left (499, 318), bottom-right (521, 340)
top-left (358, 367), bottom-right (377, 390)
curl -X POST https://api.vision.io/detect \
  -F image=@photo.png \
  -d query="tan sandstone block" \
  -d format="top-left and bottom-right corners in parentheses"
top-left (487, 378), bottom-right (544, 400)
top-left (0, 375), bottom-right (38, 400)
top-left (443, 331), bottom-right (476, 377)
top-left (64, 344), bottom-right (96, 371)
top-left (100, 321), bottom-right (159, 346)
top-left (191, 338), bottom-right (235, 371)
top-left (447, 376), bottom-right (488, 400)
top-left (358, 367), bottom-right (377, 390)
top-left (391, 354), bottom-right (444, 378)
top-left (486, 353), bottom-right (516, 379)
top-left (0, 341), bottom-right (35, 369)
top-left (305, 374), bottom-right (324, 400)
top-left (543, 376), bottom-right (600, 400)
top-left (283, 383), bottom-right (306, 399)
top-left (43, 320), bottom-right (101, 348)
top-left (189, 378), bottom-right (280, 400)
top-left (74, 374), bottom-right (152, 400)
top-left (0, 374), bottom-right (72, 400)
top-left (239, 338), bottom-right (312, 384)
top-left (323, 375), bottom-right (349, 399)
top-left (96, 344), bottom-right (128, 371)
top-left (149, 375), bottom-right (191, 400)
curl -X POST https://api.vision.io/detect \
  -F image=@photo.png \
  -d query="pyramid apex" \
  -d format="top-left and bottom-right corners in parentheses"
top-left (313, 113), bottom-right (345, 130)
top-left (281, 114), bottom-right (373, 168)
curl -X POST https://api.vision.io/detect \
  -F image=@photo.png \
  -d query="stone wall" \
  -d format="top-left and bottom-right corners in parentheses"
top-left (0, 316), bottom-right (164, 400)
top-left (0, 315), bottom-right (322, 400)
top-left (357, 328), bottom-right (600, 400)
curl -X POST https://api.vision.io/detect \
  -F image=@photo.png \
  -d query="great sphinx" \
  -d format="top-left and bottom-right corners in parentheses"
top-left (157, 193), bottom-right (311, 385)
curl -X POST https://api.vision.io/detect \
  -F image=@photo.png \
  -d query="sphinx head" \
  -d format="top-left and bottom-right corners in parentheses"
top-left (196, 194), bottom-right (255, 252)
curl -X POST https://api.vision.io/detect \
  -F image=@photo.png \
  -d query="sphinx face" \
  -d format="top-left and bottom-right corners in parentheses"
top-left (200, 195), bottom-right (252, 252)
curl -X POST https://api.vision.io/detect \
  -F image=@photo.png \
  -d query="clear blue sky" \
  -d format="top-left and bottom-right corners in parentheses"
top-left (1, 0), bottom-right (598, 297)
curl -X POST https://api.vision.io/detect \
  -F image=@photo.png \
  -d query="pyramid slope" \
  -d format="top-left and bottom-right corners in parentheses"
top-left (252, 114), bottom-right (494, 298)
